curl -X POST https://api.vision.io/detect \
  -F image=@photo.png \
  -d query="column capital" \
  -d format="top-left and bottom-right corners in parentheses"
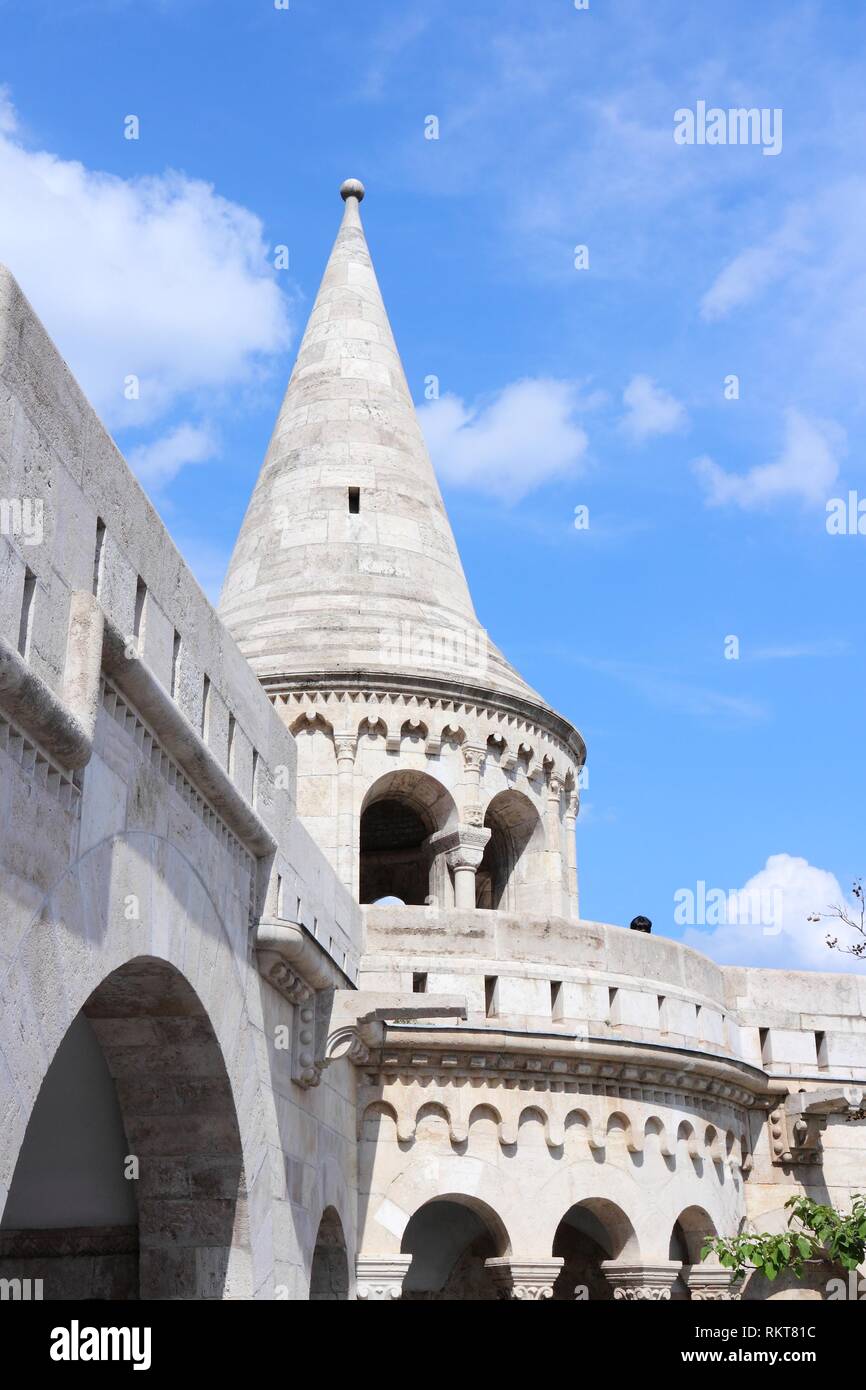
top-left (485, 1257), bottom-right (563, 1300)
top-left (547, 771), bottom-right (565, 800)
top-left (333, 734), bottom-right (357, 763)
top-left (355, 1256), bottom-right (412, 1301)
top-left (427, 824), bottom-right (491, 871)
top-left (601, 1260), bottom-right (682, 1300)
top-left (462, 743), bottom-right (486, 775)
top-left (684, 1265), bottom-right (742, 1301)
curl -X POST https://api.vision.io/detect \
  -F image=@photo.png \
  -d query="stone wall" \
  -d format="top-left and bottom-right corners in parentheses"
top-left (357, 905), bottom-right (866, 1300)
top-left (0, 264), bottom-right (362, 1299)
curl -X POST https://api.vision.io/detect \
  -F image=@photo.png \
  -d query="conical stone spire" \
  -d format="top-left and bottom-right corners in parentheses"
top-left (220, 180), bottom-right (547, 708)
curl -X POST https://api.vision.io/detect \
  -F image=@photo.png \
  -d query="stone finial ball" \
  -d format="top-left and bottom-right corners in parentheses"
top-left (340, 178), bottom-right (365, 202)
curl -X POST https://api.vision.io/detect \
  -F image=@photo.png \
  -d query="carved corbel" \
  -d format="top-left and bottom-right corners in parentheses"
top-left (768, 1096), bottom-right (826, 1165)
top-left (770, 1086), bottom-right (866, 1165)
top-left (255, 933), bottom-right (468, 1089)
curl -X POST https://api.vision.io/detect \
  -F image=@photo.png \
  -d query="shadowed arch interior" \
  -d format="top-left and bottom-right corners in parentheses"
top-left (359, 770), bottom-right (458, 906)
top-left (0, 956), bottom-right (249, 1301)
top-left (309, 1206), bottom-right (349, 1300)
top-left (400, 1195), bottom-right (508, 1300)
top-left (476, 789), bottom-right (545, 910)
top-left (551, 1199), bottom-right (638, 1301)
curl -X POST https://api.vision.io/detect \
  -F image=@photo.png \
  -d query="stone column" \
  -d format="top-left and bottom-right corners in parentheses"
top-left (684, 1265), bottom-right (741, 1301)
top-left (601, 1260), bottom-right (682, 1300)
top-left (427, 825), bottom-right (491, 909)
top-left (564, 790), bottom-right (579, 917)
top-left (460, 743), bottom-right (486, 827)
top-left (544, 772), bottom-right (565, 913)
top-left (355, 1256), bottom-right (412, 1301)
top-left (485, 1257), bottom-right (564, 1300)
top-left (333, 734), bottom-right (356, 893)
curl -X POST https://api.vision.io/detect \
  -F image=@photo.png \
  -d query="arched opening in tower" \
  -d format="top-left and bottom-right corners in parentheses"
top-left (0, 957), bottom-right (249, 1300)
top-left (475, 790), bottom-right (545, 911)
top-left (400, 1196), bottom-right (507, 1300)
top-left (360, 797), bottom-right (432, 905)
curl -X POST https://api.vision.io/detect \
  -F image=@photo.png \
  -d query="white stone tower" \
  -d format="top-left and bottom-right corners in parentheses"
top-left (220, 180), bottom-right (585, 915)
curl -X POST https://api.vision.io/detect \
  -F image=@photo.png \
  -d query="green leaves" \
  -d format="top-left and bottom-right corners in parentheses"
top-left (702, 1194), bottom-right (866, 1283)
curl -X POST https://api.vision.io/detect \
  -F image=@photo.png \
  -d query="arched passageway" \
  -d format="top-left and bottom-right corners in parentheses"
top-left (309, 1207), bottom-right (350, 1300)
top-left (476, 790), bottom-right (545, 910)
top-left (0, 957), bottom-right (249, 1300)
top-left (552, 1199), bottom-right (637, 1301)
top-left (359, 771), bottom-right (458, 906)
top-left (400, 1197), bottom-right (508, 1300)
top-left (669, 1206), bottom-right (718, 1300)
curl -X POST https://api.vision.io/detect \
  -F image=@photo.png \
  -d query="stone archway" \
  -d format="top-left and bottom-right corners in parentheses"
top-left (0, 956), bottom-right (250, 1300)
top-left (552, 1199), bottom-right (638, 1301)
top-left (359, 770), bottom-right (458, 906)
top-left (669, 1205), bottom-right (718, 1301)
top-left (309, 1206), bottom-right (350, 1300)
top-left (670, 1205), bottom-right (718, 1267)
top-left (400, 1195), bottom-right (509, 1301)
top-left (475, 790), bottom-right (545, 911)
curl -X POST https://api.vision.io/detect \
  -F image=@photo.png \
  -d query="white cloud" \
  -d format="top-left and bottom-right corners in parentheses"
top-left (682, 853), bottom-right (861, 972)
top-left (359, 12), bottom-right (431, 100)
top-left (750, 639), bottom-right (850, 662)
top-left (699, 223), bottom-right (808, 323)
top-left (620, 374), bottom-right (687, 442)
top-left (0, 86), bottom-right (17, 135)
top-left (126, 422), bottom-right (217, 491)
top-left (693, 408), bottom-right (844, 509)
top-left (419, 378), bottom-right (589, 503)
top-left (0, 89), bottom-right (291, 428)
top-left (699, 180), bottom-right (866, 388)
top-left (556, 651), bottom-right (766, 724)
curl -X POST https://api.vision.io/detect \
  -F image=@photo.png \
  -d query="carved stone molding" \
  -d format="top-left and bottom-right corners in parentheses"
top-left (268, 680), bottom-right (586, 783)
top-left (355, 1256), bottom-right (412, 1301)
top-left (104, 682), bottom-right (257, 879)
top-left (358, 1081), bottom-right (750, 1175)
top-left (363, 1028), bottom-right (767, 1112)
top-left (264, 959), bottom-right (313, 1008)
top-left (601, 1261), bottom-right (682, 1300)
top-left (0, 710), bottom-right (81, 814)
top-left (684, 1266), bottom-right (741, 1301)
top-left (485, 1257), bottom-right (563, 1300)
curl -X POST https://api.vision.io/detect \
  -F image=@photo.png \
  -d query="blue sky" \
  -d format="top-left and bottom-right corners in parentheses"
top-left (1, 0), bottom-right (864, 970)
